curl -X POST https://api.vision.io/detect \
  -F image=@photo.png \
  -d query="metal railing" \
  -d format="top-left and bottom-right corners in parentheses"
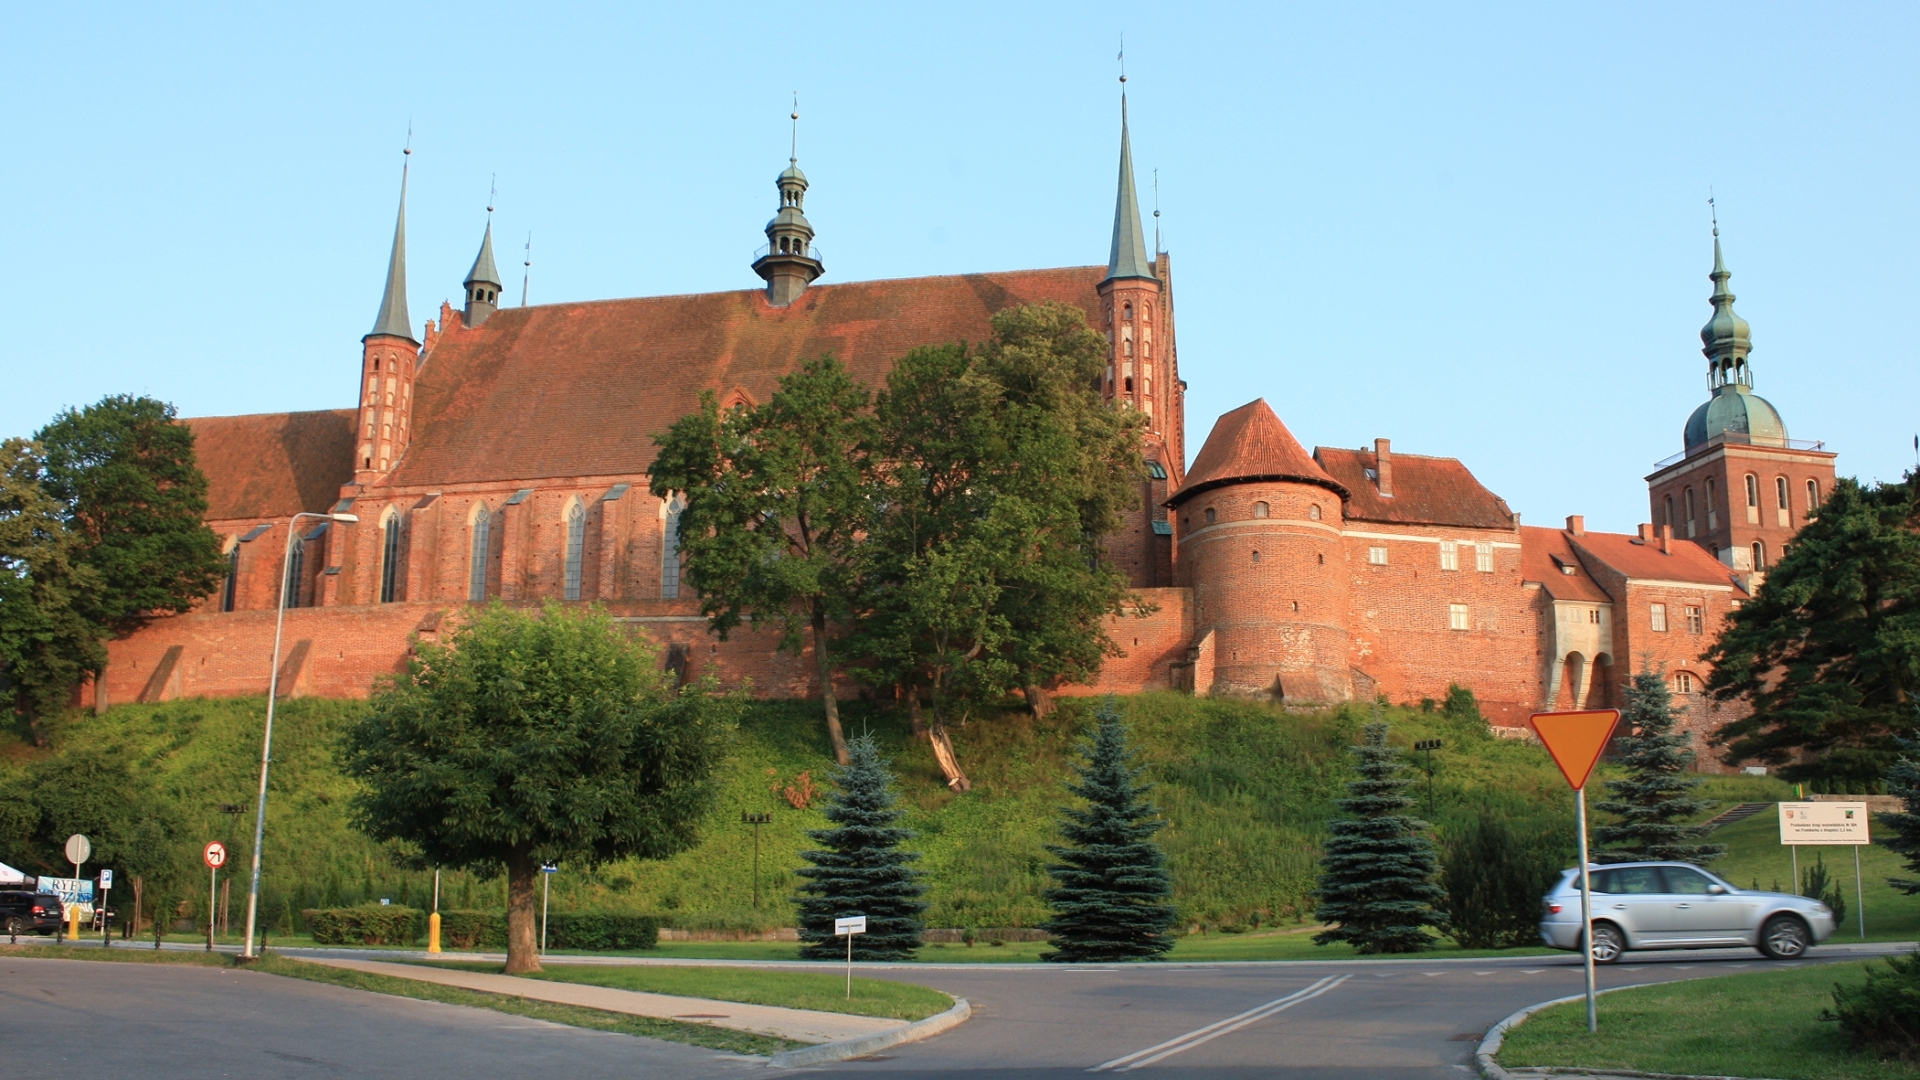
top-left (1651, 434), bottom-right (1827, 470)
top-left (752, 243), bottom-right (823, 264)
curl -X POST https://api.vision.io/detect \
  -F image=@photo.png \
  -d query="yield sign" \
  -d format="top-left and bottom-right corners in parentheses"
top-left (1530, 709), bottom-right (1620, 791)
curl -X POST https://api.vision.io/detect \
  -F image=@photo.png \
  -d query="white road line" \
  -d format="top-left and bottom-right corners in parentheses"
top-left (1089, 975), bottom-right (1350, 1072)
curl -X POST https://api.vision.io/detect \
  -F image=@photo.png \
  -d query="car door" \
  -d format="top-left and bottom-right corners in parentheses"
top-left (1659, 865), bottom-right (1752, 942)
top-left (1591, 866), bottom-right (1675, 942)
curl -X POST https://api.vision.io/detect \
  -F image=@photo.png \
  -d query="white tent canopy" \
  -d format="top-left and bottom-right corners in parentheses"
top-left (0, 862), bottom-right (29, 886)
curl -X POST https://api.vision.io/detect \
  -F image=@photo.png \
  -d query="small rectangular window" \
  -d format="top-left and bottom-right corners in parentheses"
top-left (1650, 603), bottom-right (1668, 632)
top-left (1475, 543), bottom-right (1494, 572)
top-left (1673, 672), bottom-right (1695, 694)
top-left (1685, 605), bottom-right (1703, 634)
top-left (1368, 545), bottom-right (1388, 566)
top-left (1448, 603), bottom-right (1470, 631)
top-left (1438, 541), bottom-right (1458, 571)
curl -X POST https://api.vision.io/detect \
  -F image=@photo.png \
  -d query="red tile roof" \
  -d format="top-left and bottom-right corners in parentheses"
top-left (1520, 526), bottom-right (1614, 603)
top-left (390, 267), bottom-right (1107, 487)
top-left (186, 410), bottom-right (355, 521)
top-left (1170, 399), bottom-right (1345, 505)
top-left (1314, 446), bottom-right (1515, 530)
top-left (1568, 530), bottom-right (1748, 591)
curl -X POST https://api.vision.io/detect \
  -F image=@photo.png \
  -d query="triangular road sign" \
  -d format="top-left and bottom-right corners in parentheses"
top-left (1530, 709), bottom-right (1621, 791)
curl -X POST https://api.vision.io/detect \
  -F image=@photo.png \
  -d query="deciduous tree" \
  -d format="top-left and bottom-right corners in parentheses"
top-left (0, 439), bottom-right (104, 725)
top-left (342, 602), bottom-right (733, 973)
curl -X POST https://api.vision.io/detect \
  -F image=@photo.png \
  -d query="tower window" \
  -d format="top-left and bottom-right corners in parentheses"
top-left (564, 501), bottom-right (586, 600)
top-left (1663, 495), bottom-right (1674, 530)
top-left (1317, 553), bottom-right (1324, 565)
top-left (1805, 479), bottom-right (1819, 516)
top-left (1448, 603), bottom-right (1470, 631)
top-left (1775, 476), bottom-right (1790, 527)
top-left (1308, 504), bottom-right (1321, 521)
top-left (1752, 541), bottom-right (1766, 571)
top-left (1685, 605), bottom-right (1704, 634)
top-left (1650, 603), bottom-right (1667, 632)
top-left (1476, 543), bottom-right (1494, 572)
top-left (1745, 474), bottom-right (1760, 524)
top-left (1684, 487), bottom-right (1696, 538)
top-left (1251, 550), bottom-right (1261, 563)
top-left (1204, 507), bottom-right (1216, 525)
top-left (1123, 302), bottom-right (1133, 322)
top-left (1673, 671), bottom-right (1695, 695)
top-left (1706, 478), bottom-right (1718, 530)
top-left (1252, 501), bottom-right (1269, 519)
top-left (1439, 541), bottom-right (1458, 571)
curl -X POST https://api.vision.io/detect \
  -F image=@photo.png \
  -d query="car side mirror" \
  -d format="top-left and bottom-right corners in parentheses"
top-left (1707, 884), bottom-right (1727, 895)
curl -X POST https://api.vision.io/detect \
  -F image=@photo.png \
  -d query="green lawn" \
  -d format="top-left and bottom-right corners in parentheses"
top-left (1497, 960), bottom-right (1912, 1080)
top-left (419, 960), bottom-right (951, 1020)
top-left (1708, 812), bottom-right (1920, 942)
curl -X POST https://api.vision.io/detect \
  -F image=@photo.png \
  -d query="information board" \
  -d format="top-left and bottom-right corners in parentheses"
top-left (1779, 801), bottom-right (1870, 845)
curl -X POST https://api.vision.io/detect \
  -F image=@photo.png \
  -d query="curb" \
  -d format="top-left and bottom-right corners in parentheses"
top-left (1475, 987), bottom-right (1786, 1080)
top-left (767, 997), bottom-right (971, 1069)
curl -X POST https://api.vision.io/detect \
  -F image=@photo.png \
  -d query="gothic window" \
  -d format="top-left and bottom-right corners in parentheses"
top-left (1439, 541), bottom-right (1459, 571)
top-left (1124, 338), bottom-right (1133, 358)
top-left (1663, 495), bottom-right (1674, 530)
top-left (1684, 487), bottom-right (1696, 538)
top-left (1448, 603), bottom-right (1470, 631)
top-left (1805, 478), bottom-right (1820, 516)
top-left (1123, 302), bottom-right (1133, 322)
top-left (1745, 474), bottom-right (1760, 524)
top-left (379, 511), bottom-right (402, 603)
top-left (1251, 550), bottom-right (1261, 563)
top-left (222, 542), bottom-right (239, 613)
top-left (564, 500), bottom-right (586, 601)
top-left (1203, 507), bottom-right (1216, 525)
top-left (1252, 501), bottom-right (1269, 519)
top-left (468, 503), bottom-right (492, 602)
top-left (284, 536), bottom-right (305, 610)
top-left (1650, 603), bottom-right (1667, 632)
top-left (1706, 477), bottom-right (1718, 529)
top-left (1751, 540), bottom-right (1766, 571)
top-left (1308, 504), bottom-right (1322, 521)
top-left (1775, 476), bottom-right (1790, 527)
top-left (1476, 543), bottom-right (1495, 572)
top-left (662, 495), bottom-right (685, 598)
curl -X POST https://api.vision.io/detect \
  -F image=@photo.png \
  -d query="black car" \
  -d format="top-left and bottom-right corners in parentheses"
top-left (0, 890), bottom-right (66, 936)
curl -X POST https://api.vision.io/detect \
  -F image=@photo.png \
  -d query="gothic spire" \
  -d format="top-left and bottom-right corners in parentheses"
top-left (463, 218), bottom-right (503, 327)
top-left (1106, 93), bottom-right (1155, 283)
top-left (1700, 210), bottom-right (1752, 390)
top-left (366, 149), bottom-right (416, 344)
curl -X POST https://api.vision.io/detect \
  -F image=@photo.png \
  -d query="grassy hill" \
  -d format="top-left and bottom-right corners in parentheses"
top-left (2, 690), bottom-right (1859, 938)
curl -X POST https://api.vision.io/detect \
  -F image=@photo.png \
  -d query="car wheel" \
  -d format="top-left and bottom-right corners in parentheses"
top-left (1588, 922), bottom-right (1627, 964)
top-left (2, 916), bottom-right (21, 936)
top-left (1758, 915), bottom-right (1809, 960)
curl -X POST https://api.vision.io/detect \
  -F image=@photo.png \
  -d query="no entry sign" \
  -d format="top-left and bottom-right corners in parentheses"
top-left (203, 842), bottom-right (229, 869)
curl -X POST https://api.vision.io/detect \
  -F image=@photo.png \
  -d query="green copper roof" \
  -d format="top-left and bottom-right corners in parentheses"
top-left (465, 220), bottom-right (502, 289)
top-left (1106, 96), bottom-right (1155, 283)
top-left (1700, 228), bottom-right (1752, 370)
top-left (1685, 383), bottom-right (1788, 450)
top-left (366, 160), bottom-right (416, 343)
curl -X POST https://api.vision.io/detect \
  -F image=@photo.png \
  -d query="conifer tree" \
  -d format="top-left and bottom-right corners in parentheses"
top-left (1594, 670), bottom-right (1724, 866)
top-left (795, 734), bottom-right (926, 960)
top-left (1041, 701), bottom-right (1176, 962)
top-left (1314, 721), bottom-right (1446, 954)
top-left (1879, 726), bottom-right (1920, 894)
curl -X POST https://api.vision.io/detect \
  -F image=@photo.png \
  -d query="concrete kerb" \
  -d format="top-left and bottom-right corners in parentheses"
top-left (766, 997), bottom-right (972, 1069)
top-left (1475, 986), bottom-right (1787, 1080)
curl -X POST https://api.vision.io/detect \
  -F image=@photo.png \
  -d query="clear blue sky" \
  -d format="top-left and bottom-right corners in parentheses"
top-left (3, 3), bottom-right (1913, 531)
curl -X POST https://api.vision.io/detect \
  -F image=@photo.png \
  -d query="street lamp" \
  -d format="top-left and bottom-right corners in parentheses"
top-left (1413, 738), bottom-right (1444, 819)
top-left (241, 510), bottom-right (357, 959)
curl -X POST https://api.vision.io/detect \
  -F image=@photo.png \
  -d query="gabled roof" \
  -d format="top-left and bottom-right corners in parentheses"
top-left (389, 266), bottom-right (1106, 487)
top-left (1520, 526), bottom-right (1614, 603)
top-left (1170, 399), bottom-right (1345, 506)
top-left (186, 410), bottom-right (356, 522)
top-left (1314, 446), bottom-right (1515, 530)
top-left (1568, 530), bottom-right (1748, 591)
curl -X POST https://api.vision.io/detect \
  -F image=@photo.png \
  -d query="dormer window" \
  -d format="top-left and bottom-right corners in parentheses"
top-left (1364, 468), bottom-right (1378, 481)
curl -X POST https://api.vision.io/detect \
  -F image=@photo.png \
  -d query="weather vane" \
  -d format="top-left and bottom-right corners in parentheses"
top-left (790, 92), bottom-right (800, 163)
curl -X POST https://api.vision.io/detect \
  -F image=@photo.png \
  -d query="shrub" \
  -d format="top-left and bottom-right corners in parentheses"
top-left (1441, 811), bottom-right (1564, 949)
top-left (433, 910), bottom-right (659, 951)
top-left (303, 904), bottom-right (423, 945)
top-left (1825, 947), bottom-right (1920, 1060)
top-left (438, 909), bottom-right (507, 949)
top-left (1801, 850), bottom-right (1847, 928)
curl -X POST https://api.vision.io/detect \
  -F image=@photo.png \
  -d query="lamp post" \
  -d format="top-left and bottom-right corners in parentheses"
top-left (1413, 738), bottom-right (1444, 819)
top-left (741, 812), bottom-right (772, 909)
top-left (241, 510), bottom-right (357, 959)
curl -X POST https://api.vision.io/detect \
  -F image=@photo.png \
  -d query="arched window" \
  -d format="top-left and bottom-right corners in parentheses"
top-left (379, 512), bottom-right (402, 603)
top-left (221, 540), bottom-right (239, 613)
top-left (1775, 476), bottom-right (1790, 526)
top-left (662, 495), bottom-right (685, 599)
top-left (468, 503), bottom-right (492, 602)
top-left (1309, 503), bottom-right (1321, 521)
top-left (1663, 495), bottom-right (1674, 530)
top-left (1251, 550), bottom-right (1261, 563)
top-left (284, 536), bottom-right (305, 610)
top-left (1252, 501), bottom-right (1269, 519)
top-left (1751, 540), bottom-right (1766, 571)
top-left (1684, 487), bottom-right (1696, 537)
top-left (1123, 302), bottom-right (1133, 322)
top-left (1706, 477), bottom-right (1718, 529)
top-left (1806, 478), bottom-right (1820, 515)
top-left (1204, 507), bottom-right (1216, 525)
top-left (564, 500), bottom-right (586, 600)
top-left (1745, 474), bottom-right (1760, 524)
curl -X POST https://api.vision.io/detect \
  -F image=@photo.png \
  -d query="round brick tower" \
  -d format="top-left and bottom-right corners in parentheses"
top-left (1171, 399), bottom-right (1352, 702)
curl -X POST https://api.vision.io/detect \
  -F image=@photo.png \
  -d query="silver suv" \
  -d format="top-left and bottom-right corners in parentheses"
top-left (1539, 862), bottom-right (1836, 962)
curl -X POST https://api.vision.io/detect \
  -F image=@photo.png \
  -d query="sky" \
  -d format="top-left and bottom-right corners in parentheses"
top-left (2, 3), bottom-right (1914, 532)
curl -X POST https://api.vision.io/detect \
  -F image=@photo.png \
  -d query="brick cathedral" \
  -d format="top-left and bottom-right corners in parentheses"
top-left (102, 100), bottom-right (1836, 757)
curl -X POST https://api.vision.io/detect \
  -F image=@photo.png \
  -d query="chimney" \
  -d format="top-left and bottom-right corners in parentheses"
top-left (1637, 523), bottom-right (1654, 543)
top-left (1374, 438), bottom-right (1393, 497)
top-left (1566, 515), bottom-right (1585, 536)
top-left (1660, 524), bottom-right (1673, 555)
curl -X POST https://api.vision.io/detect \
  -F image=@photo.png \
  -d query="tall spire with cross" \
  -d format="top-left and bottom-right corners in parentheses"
top-left (1106, 75), bottom-right (1155, 283)
top-left (366, 142), bottom-right (416, 344)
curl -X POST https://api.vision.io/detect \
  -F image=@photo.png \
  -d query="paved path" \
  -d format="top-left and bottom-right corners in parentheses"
top-left (302, 955), bottom-right (907, 1043)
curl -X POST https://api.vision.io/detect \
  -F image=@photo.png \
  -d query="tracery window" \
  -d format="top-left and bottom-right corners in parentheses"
top-left (662, 495), bottom-right (685, 598)
top-left (564, 500), bottom-right (586, 601)
top-left (469, 503), bottom-right (492, 602)
top-left (379, 512), bottom-right (402, 603)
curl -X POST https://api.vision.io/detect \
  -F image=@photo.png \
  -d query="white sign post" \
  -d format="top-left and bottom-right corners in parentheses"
top-left (1779, 802), bottom-right (1869, 939)
top-left (540, 864), bottom-right (558, 956)
top-left (834, 915), bottom-right (867, 999)
top-left (63, 834), bottom-right (90, 941)
top-left (203, 842), bottom-right (229, 952)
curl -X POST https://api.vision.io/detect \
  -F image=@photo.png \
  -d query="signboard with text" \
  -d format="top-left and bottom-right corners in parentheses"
top-left (1779, 802), bottom-right (1870, 846)
top-left (834, 915), bottom-right (868, 936)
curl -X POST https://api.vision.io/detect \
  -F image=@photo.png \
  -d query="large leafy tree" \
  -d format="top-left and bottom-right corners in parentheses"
top-left (1879, 729), bottom-right (1920, 894)
top-left (342, 602), bottom-right (734, 973)
top-left (794, 734), bottom-right (926, 961)
top-left (0, 438), bottom-right (105, 725)
top-left (850, 303), bottom-right (1149, 786)
top-left (1707, 475), bottom-right (1920, 787)
top-left (1594, 670), bottom-right (1725, 865)
top-left (1314, 722), bottom-right (1446, 953)
top-left (35, 394), bottom-right (226, 633)
top-left (650, 356), bottom-right (874, 764)
top-left (0, 745), bottom-right (185, 886)
top-left (1041, 701), bottom-right (1177, 962)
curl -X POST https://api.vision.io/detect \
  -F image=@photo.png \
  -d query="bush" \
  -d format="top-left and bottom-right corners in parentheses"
top-left (1442, 811), bottom-right (1565, 949)
top-left (432, 910), bottom-right (658, 951)
top-left (1825, 947), bottom-right (1920, 1060)
top-left (303, 904), bottom-right (423, 945)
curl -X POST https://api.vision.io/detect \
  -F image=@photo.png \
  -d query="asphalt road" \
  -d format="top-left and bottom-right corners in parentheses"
top-left (2, 943), bottom-right (1904, 1078)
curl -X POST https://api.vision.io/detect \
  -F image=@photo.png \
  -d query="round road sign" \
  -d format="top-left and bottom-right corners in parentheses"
top-left (203, 841), bottom-right (228, 869)
top-left (64, 834), bottom-right (91, 865)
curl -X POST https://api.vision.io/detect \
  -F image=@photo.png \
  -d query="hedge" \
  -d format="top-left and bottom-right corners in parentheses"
top-left (303, 904), bottom-right (423, 945)
top-left (433, 910), bottom-right (660, 951)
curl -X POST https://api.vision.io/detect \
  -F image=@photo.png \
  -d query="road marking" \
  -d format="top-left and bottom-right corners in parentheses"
top-left (1520, 969), bottom-right (1547, 974)
top-left (1423, 972), bottom-right (1445, 976)
top-left (1089, 975), bottom-right (1350, 1072)
top-left (1473, 971), bottom-right (1495, 976)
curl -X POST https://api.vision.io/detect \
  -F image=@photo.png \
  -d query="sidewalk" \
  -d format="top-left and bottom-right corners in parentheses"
top-left (298, 956), bottom-right (909, 1044)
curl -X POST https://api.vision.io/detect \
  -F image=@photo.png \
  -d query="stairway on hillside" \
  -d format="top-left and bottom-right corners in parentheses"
top-left (1703, 802), bottom-right (1773, 831)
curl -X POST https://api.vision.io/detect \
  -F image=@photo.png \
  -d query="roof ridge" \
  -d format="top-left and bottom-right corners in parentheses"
top-left (449, 265), bottom-right (1107, 315)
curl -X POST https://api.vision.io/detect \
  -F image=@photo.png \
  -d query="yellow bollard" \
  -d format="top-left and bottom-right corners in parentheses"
top-left (66, 902), bottom-right (81, 941)
top-left (428, 911), bottom-right (442, 953)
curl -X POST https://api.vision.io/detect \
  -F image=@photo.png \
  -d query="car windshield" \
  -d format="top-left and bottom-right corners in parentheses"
top-left (1591, 867), bottom-right (1664, 894)
top-left (1662, 866), bottom-right (1721, 894)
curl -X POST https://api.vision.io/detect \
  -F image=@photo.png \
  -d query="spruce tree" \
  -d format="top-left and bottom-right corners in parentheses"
top-left (1594, 670), bottom-right (1724, 866)
top-left (1041, 701), bottom-right (1176, 962)
top-left (1879, 726), bottom-right (1920, 894)
top-left (794, 734), bottom-right (926, 960)
top-left (1314, 722), bottom-right (1446, 953)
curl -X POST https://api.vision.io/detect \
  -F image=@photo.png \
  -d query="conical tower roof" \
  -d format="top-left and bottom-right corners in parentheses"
top-left (366, 158), bottom-right (416, 343)
top-left (1106, 96), bottom-right (1155, 283)
top-left (1171, 399), bottom-right (1347, 505)
top-left (465, 220), bottom-right (502, 289)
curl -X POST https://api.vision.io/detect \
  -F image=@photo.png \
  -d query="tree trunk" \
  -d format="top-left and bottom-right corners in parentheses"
top-left (1023, 684), bottom-right (1055, 721)
top-left (504, 845), bottom-right (542, 974)
top-left (811, 606), bottom-right (850, 765)
top-left (928, 722), bottom-right (972, 792)
top-left (905, 689), bottom-right (927, 741)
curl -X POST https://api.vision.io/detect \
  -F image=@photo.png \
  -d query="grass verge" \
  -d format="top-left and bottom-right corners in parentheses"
top-left (419, 960), bottom-right (951, 1020)
top-left (0, 943), bottom-right (801, 1056)
top-left (1497, 960), bottom-right (1908, 1080)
